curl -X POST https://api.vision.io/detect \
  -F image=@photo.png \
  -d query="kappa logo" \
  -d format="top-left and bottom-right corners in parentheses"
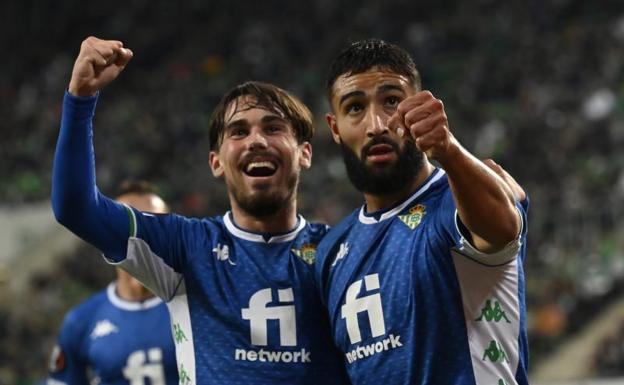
top-left (398, 204), bottom-right (426, 230)
top-left (90, 319), bottom-right (119, 339)
top-left (475, 299), bottom-right (511, 323)
top-left (213, 243), bottom-right (235, 265)
top-left (178, 363), bottom-right (191, 385)
top-left (173, 323), bottom-right (188, 344)
top-left (331, 242), bottom-right (349, 267)
top-left (482, 340), bottom-right (509, 363)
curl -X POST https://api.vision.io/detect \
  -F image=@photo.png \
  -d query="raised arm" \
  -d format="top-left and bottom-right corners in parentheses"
top-left (52, 37), bottom-right (134, 260)
top-left (394, 91), bottom-right (521, 253)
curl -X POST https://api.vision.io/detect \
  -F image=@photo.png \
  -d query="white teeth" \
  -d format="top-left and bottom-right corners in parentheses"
top-left (246, 161), bottom-right (276, 172)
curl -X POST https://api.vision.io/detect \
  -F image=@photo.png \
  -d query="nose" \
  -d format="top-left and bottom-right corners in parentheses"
top-left (247, 127), bottom-right (268, 150)
top-left (365, 106), bottom-right (390, 138)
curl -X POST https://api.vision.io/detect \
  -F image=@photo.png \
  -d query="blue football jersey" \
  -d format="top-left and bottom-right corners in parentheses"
top-left (52, 92), bottom-right (349, 385)
top-left (110, 210), bottom-right (349, 385)
top-left (47, 283), bottom-right (178, 385)
top-left (316, 168), bottom-right (529, 385)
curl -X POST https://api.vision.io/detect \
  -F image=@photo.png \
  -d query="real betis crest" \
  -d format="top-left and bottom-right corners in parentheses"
top-left (292, 243), bottom-right (317, 265)
top-left (398, 204), bottom-right (426, 230)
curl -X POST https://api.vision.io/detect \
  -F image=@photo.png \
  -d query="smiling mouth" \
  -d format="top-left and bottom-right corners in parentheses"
top-left (244, 161), bottom-right (277, 177)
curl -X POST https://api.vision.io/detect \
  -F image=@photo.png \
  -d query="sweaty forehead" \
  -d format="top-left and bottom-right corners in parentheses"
top-left (224, 95), bottom-right (285, 124)
top-left (330, 69), bottom-right (413, 105)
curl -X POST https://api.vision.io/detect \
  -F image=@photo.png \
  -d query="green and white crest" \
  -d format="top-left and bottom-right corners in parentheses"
top-left (398, 204), bottom-right (426, 230)
top-left (292, 243), bottom-right (317, 265)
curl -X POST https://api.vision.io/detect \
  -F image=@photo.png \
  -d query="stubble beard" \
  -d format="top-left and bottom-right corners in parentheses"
top-left (340, 136), bottom-right (425, 195)
top-left (230, 172), bottom-right (299, 218)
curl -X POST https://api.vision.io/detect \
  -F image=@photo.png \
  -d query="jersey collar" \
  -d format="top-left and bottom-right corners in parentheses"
top-left (107, 282), bottom-right (163, 311)
top-left (358, 168), bottom-right (446, 224)
top-left (223, 211), bottom-right (307, 243)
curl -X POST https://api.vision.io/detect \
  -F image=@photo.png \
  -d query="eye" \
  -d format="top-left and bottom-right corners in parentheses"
top-left (346, 102), bottom-right (364, 115)
top-left (385, 96), bottom-right (401, 108)
top-left (266, 125), bottom-right (283, 133)
top-left (229, 127), bottom-right (247, 138)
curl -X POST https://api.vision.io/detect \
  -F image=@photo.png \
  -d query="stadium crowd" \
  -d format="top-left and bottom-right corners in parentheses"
top-left (3, 0), bottom-right (624, 382)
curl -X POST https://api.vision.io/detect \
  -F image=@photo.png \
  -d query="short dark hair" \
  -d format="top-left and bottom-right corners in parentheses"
top-left (208, 81), bottom-right (314, 151)
top-left (115, 180), bottom-right (170, 212)
top-left (115, 180), bottom-right (159, 198)
top-left (326, 39), bottom-right (421, 99)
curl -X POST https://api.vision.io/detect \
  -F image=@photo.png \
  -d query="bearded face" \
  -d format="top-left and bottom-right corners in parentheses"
top-left (340, 135), bottom-right (424, 195)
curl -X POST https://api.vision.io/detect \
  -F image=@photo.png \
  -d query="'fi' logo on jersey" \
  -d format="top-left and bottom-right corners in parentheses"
top-left (398, 204), bottom-right (426, 230)
top-left (291, 244), bottom-right (317, 265)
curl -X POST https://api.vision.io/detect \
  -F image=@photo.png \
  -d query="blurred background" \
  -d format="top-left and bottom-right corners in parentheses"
top-left (3, 0), bottom-right (624, 383)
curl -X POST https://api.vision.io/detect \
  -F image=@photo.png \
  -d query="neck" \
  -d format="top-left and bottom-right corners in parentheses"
top-left (230, 199), bottom-right (299, 234)
top-left (363, 161), bottom-right (435, 213)
top-left (115, 269), bottom-right (154, 301)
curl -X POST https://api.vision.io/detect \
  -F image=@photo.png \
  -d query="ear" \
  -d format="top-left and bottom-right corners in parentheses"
top-left (298, 141), bottom-right (312, 170)
top-left (209, 151), bottom-right (224, 178)
top-left (325, 113), bottom-right (342, 144)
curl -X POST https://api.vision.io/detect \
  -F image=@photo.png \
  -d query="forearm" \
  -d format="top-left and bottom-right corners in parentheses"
top-left (52, 91), bottom-right (130, 260)
top-left (439, 143), bottom-right (521, 252)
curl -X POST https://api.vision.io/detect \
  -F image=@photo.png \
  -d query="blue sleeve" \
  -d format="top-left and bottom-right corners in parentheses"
top-left (52, 92), bottom-right (192, 269)
top-left (51, 91), bottom-right (131, 261)
top-left (435, 188), bottom-right (528, 247)
top-left (434, 189), bottom-right (463, 246)
top-left (128, 209), bottom-right (191, 272)
top-left (47, 310), bottom-right (90, 385)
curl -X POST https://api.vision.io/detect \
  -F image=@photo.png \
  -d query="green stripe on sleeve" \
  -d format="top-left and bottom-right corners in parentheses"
top-left (122, 203), bottom-right (137, 238)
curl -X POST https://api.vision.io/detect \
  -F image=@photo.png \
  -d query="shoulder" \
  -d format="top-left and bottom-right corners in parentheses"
top-left (61, 289), bottom-right (107, 334)
top-left (145, 212), bottom-right (227, 240)
top-left (316, 209), bottom-right (359, 264)
top-left (301, 221), bottom-right (330, 243)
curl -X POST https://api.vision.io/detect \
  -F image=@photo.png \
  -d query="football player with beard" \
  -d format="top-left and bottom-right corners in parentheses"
top-left (316, 39), bottom-right (529, 385)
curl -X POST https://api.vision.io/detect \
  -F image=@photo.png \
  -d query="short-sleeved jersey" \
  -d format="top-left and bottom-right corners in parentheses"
top-left (316, 168), bottom-right (529, 385)
top-left (110, 210), bottom-right (349, 385)
top-left (47, 283), bottom-right (178, 385)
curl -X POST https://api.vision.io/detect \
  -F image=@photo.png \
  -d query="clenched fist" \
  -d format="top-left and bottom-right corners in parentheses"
top-left (388, 91), bottom-right (457, 163)
top-left (68, 36), bottom-right (133, 97)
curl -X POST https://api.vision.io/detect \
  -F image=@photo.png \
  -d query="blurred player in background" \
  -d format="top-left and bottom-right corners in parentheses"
top-left (316, 39), bottom-right (529, 385)
top-left (47, 181), bottom-right (178, 385)
top-left (52, 37), bottom-right (348, 384)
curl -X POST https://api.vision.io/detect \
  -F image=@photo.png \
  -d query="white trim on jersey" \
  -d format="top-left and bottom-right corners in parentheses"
top-left (106, 282), bottom-right (163, 311)
top-left (109, 238), bottom-right (197, 385)
top-left (358, 169), bottom-right (446, 224)
top-left (454, 206), bottom-right (523, 266)
top-left (104, 238), bottom-right (185, 302)
top-left (223, 211), bottom-right (307, 243)
top-left (451, 250), bottom-right (521, 385)
top-left (166, 287), bottom-right (196, 385)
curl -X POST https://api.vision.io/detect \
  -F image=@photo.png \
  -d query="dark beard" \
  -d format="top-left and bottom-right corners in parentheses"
top-left (230, 173), bottom-right (298, 218)
top-left (340, 136), bottom-right (424, 195)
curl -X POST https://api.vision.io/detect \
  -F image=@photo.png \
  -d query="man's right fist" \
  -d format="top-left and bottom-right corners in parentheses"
top-left (68, 36), bottom-right (133, 97)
